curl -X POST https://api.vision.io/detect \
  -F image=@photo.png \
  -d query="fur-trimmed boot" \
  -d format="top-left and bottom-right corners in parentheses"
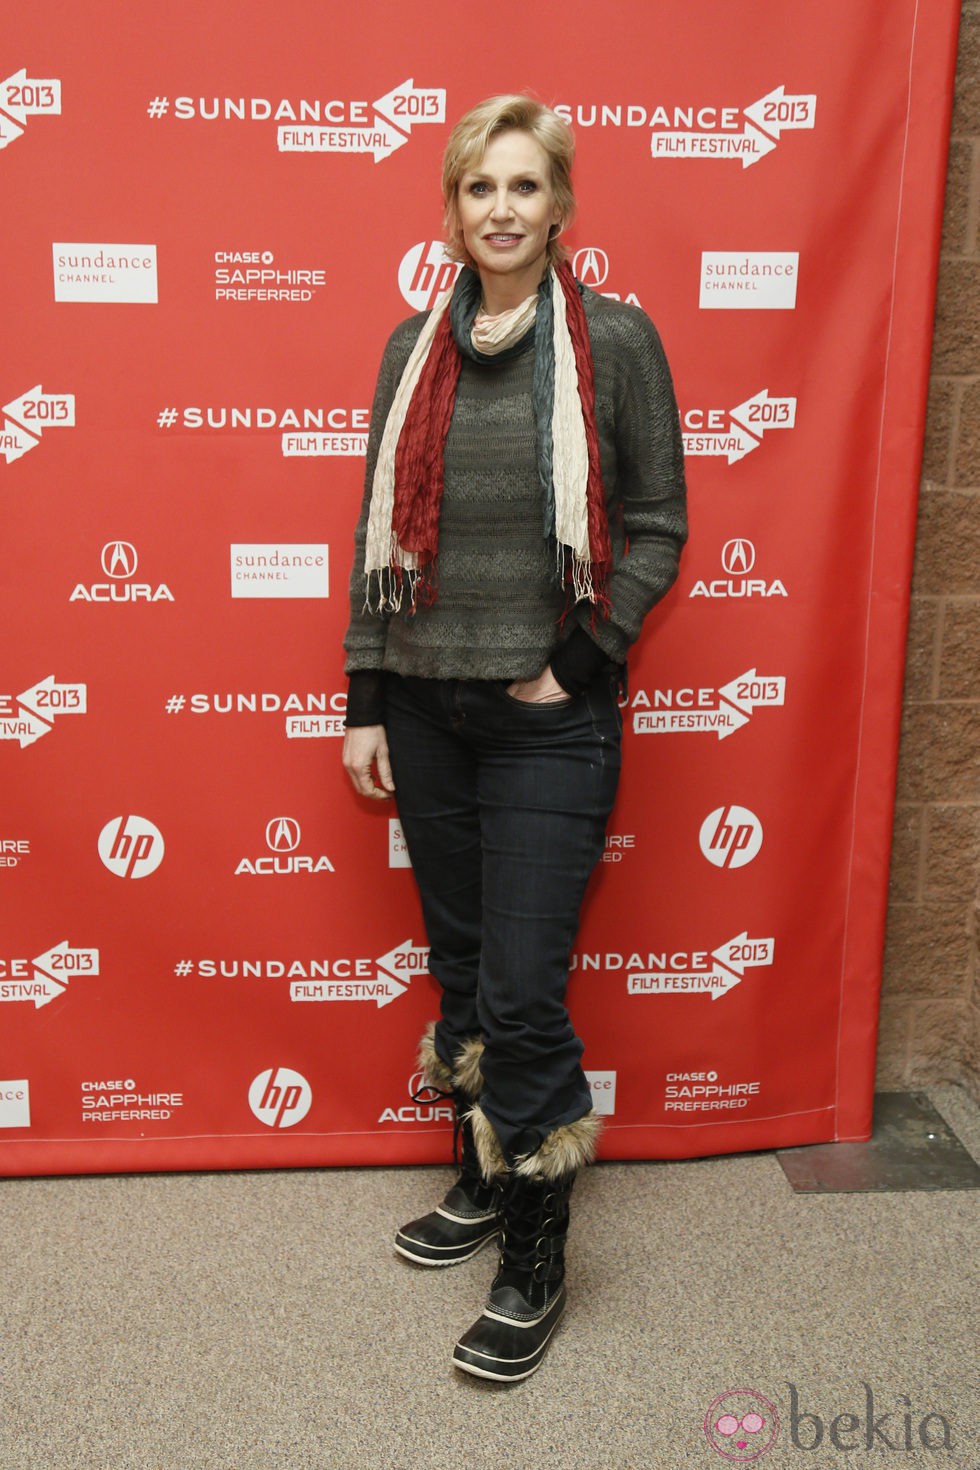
top-left (394, 1026), bottom-right (501, 1267)
top-left (451, 1106), bottom-right (601, 1381)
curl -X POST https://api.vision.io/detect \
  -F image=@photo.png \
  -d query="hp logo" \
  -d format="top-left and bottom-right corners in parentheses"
top-left (98, 815), bottom-right (164, 879)
top-left (699, 806), bottom-right (763, 869)
top-left (248, 1067), bottom-right (312, 1129)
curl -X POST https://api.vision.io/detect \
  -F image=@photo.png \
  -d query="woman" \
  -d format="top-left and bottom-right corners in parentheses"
top-left (342, 94), bottom-right (687, 1381)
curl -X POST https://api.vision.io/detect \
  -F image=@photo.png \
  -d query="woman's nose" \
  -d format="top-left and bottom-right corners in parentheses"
top-left (489, 188), bottom-right (513, 220)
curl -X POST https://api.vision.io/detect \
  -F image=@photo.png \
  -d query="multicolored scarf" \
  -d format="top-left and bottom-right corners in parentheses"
top-left (364, 261), bottom-right (610, 615)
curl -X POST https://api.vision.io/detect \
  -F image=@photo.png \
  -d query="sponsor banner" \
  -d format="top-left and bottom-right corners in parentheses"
top-left (98, 816), bottom-right (165, 879)
top-left (682, 392), bottom-right (796, 463)
top-left (154, 405), bottom-right (368, 457)
top-left (699, 808), bottom-right (765, 869)
top-left (176, 938), bottom-right (430, 1008)
top-left (699, 252), bottom-right (799, 309)
top-left (617, 933), bottom-right (774, 1000)
top-left (81, 1078), bottom-right (185, 1125)
top-left (0, 1), bottom-right (956, 1176)
top-left (1, 386), bottom-right (74, 464)
top-left (213, 249), bottom-right (326, 303)
top-left (70, 541), bottom-right (174, 603)
top-left (628, 671), bottom-right (785, 739)
top-left (689, 539), bottom-right (788, 600)
top-left (230, 544), bottom-right (329, 598)
top-left (0, 1081), bottom-right (30, 1128)
top-left (52, 244), bottom-right (158, 303)
top-left (248, 1067), bottom-right (312, 1127)
top-left (378, 1070), bottom-right (454, 1125)
top-left (399, 241), bottom-right (461, 310)
top-left (161, 689), bottom-right (347, 738)
top-left (0, 677), bottom-right (86, 748)
top-left (663, 1069), bottom-right (762, 1114)
top-left (0, 69), bottom-right (61, 150)
top-left (145, 79), bottom-right (445, 164)
top-left (647, 85), bottom-right (816, 167)
top-left (235, 817), bottom-right (334, 875)
top-left (586, 1070), bottom-right (617, 1115)
top-left (389, 818), bottom-right (411, 868)
top-left (0, 941), bottom-right (100, 1009)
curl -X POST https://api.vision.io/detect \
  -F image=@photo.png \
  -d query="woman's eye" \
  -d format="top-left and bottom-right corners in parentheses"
top-left (467, 182), bottom-right (489, 195)
top-left (516, 180), bottom-right (537, 193)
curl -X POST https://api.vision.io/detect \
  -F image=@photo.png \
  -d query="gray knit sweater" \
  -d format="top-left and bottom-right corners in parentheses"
top-left (343, 288), bottom-right (687, 697)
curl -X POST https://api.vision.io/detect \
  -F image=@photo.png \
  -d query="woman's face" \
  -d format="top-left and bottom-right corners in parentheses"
top-left (456, 129), bottom-right (562, 302)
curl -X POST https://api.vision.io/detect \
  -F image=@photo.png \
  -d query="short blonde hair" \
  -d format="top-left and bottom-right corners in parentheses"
top-left (442, 95), bottom-right (576, 268)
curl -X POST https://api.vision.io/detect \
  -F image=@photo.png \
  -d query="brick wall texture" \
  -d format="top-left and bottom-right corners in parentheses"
top-left (878, 1), bottom-right (980, 1101)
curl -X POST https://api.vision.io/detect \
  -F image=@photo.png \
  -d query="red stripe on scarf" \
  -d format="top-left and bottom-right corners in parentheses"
top-left (555, 262), bottom-right (612, 611)
top-left (392, 307), bottom-right (461, 595)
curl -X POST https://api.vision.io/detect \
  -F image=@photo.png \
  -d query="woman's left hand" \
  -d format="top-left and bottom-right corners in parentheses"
top-left (505, 667), bottom-right (571, 704)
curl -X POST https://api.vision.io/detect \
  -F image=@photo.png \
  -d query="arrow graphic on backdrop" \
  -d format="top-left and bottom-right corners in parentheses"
top-left (651, 85), bottom-right (816, 170)
top-left (0, 676), bottom-right (88, 747)
top-left (683, 391), bottom-right (796, 464)
top-left (632, 669), bottom-right (785, 740)
top-left (0, 69), bottom-right (62, 150)
top-left (278, 78), bottom-right (445, 162)
top-left (627, 932), bottom-right (775, 1001)
top-left (0, 940), bottom-right (100, 1009)
top-left (1, 386), bottom-right (76, 464)
top-left (288, 938), bottom-right (430, 1008)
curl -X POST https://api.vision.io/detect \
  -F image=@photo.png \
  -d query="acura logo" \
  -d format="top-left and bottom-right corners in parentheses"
top-left (101, 541), bottom-right (137, 578)
top-left (572, 246), bottom-right (609, 288)
top-left (721, 538), bottom-right (756, 576)
top-left (265, 817), bottom-right (301, 853)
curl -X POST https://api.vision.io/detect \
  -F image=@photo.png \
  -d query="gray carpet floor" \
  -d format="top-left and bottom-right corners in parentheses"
top-left (1, 1085), bottom-right (978, 1470)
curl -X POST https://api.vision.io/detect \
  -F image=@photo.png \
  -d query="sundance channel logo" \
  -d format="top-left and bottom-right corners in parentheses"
top-left (0, 1080), bottom-right (30, 1128)
top-left (53, 243), bottom-right (158, 303)
top-left (230, 544), bottom-right (328, 598)
top-left (699, 252), bottom-right (798, 310)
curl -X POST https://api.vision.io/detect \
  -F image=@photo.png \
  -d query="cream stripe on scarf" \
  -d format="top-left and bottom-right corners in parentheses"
top-left (363, 286), bottom-right (454, 593)
top-left (471, 292), bottom-right (538, 353)
top-left (550, 269), bottom-right (590, 570)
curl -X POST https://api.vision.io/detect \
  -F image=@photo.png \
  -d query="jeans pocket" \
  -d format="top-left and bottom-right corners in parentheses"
top-left (495, 681), bottom-right (576, 711)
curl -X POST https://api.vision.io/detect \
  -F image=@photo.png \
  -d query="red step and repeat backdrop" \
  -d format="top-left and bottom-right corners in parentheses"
top-left (0, 1), bottom-right (960, 1175)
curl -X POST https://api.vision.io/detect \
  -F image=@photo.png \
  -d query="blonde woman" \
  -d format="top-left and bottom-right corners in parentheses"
top-left (343, 94), bottom-right (687, 1380)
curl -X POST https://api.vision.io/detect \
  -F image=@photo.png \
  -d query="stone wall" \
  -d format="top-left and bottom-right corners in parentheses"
top-left (878, 0), bottom-right (980, 1100)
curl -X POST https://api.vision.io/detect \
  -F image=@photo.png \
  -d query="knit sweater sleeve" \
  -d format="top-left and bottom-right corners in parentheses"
top-left (342, 314), bottom-right (426, 677)
top-left (572, 298), bottom-right (688, 663)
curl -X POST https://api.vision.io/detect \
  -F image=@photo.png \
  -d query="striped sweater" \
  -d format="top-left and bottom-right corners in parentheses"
top-left (343, 287), bottom-right (687, 717)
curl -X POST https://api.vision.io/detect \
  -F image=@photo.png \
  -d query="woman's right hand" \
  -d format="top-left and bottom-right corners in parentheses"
top-left (342, 724), bottom-right (396, 801)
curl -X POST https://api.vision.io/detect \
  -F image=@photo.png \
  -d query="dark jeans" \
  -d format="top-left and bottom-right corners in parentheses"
top-left (385, 672), bottom-right (622, 1162)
